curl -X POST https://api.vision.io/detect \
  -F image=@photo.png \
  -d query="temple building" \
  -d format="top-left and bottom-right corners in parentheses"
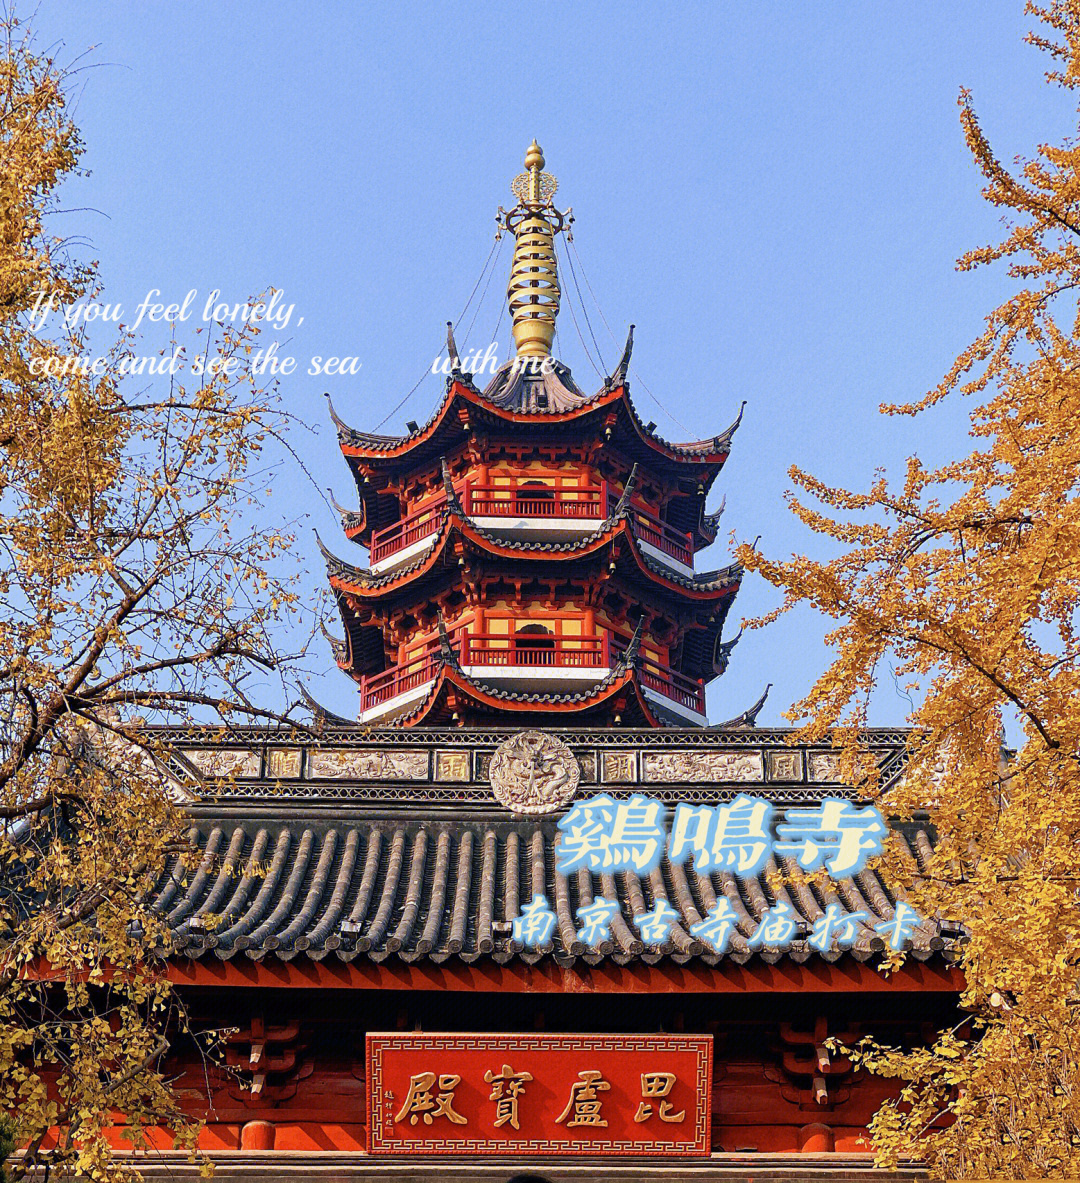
top-left (137, 143), bottom-right (961, 1181)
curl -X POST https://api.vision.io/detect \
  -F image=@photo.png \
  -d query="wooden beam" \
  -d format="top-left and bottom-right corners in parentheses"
top-left (162, 957), bottom-right (962, 996)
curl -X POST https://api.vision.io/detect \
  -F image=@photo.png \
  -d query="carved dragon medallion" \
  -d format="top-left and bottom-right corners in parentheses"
top-left (489, 730), bottom-right (580, 815)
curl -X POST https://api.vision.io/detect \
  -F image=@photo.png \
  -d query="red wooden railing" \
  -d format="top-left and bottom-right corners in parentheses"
top-left (359, 630), bottom-right (704, 716)
top-left (461, 633), bottom-right (610, 668)
top-left (369, 481), bottom-right (693, 568)
top-left (466, 483), bottom-right (607, 520)
top-left (370, 504), bottom-right (445, 565)
top-left (359, 634), bottom-right (609, 713)
top-left (359, 644), bottom-right (441, 711)
top-left (369, 482), bottom-right (609, 564)
top-left (637, 661), bottom-right (707, 715)
top-left (609, 635), bottom-right (706, 716)
top-left (627, 506), bottom-right (693, 567)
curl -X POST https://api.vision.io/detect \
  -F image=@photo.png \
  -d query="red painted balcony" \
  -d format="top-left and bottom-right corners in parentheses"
top-left (368, 482), bottom-right (608, 566)
top-left (358, 630), bottom-right (704, 720)
top-left (610, 635), bottom-right (706, 718)
top-left (637, 660), bottom-right (706, 716)
top-left (370, 504), bottom-right (446, 566)
top-left (368, 480), bottom-right (694, 570)
top-left (358, 634), bottom-right (610, 717)
top-left (626, 505), bottom-right (693, 568)
top-left (460, 632), bottom-right (610, 668)
top-left (358, 644), bottom-right (441, 713)
top-left (466, 483), bottom-right (608, 520)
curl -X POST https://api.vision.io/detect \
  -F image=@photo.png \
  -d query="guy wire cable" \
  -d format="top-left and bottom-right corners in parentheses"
top-left (568, 235), bottom-right (695, 435)
top-left (562, 233), bottom-right (607, 372)
top-left (553, 237), bottom-right (604, 379)
top-left (372, 235), bottom-right (502, 431)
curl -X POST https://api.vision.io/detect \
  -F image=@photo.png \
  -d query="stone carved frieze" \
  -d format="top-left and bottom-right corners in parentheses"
top-left (181, 749), bottom-right (260, 779)
top-left (807, 752), bottom-right (844, 782)
top-left (309, 748), bottom-right (428, 781)
top-left (489, 730), bottom-right (580, 814)
top-left (642, 750), bottom-right (763, 784)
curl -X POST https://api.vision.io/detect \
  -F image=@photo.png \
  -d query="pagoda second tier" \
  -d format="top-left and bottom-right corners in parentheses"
top-left (321, 142), bottom-right (747, 728)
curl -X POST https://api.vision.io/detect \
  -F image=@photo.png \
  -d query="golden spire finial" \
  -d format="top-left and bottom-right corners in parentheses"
top-left (504, 140), bottom-right (565, 359)
top-left (510, 139), bottom-right (558, 209)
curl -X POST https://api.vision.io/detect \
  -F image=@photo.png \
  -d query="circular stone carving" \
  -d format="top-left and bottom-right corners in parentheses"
top-left (489, 730), bottom-right (580, 815)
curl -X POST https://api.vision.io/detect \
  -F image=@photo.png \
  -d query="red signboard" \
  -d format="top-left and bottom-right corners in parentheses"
top-left (366, 1032), bottom-right (712, 1156)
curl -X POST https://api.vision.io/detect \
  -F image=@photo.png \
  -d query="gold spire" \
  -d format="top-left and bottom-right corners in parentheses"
top-left (503, 140), bottom-right (565, 359)
top-left (523, 139), bottom-right (546, 202)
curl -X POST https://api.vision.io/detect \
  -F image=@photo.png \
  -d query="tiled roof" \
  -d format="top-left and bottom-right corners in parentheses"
top-left (376, 644), bottom-right (668, 730)
top-left (154, 813), bottom-right (948, 967)
top-left (328, 373), bottom-right (741, 467)
top-left (481, 356), bottom-right (596, 413)
top-left (638, 553), bottom-right (743, 592)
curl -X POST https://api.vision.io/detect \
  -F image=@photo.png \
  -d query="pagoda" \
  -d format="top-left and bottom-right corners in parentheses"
top-left (320, 140), bottom-right (745, 728)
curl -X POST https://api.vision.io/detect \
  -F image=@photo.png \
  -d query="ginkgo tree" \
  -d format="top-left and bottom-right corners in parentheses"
top-left (740, 1), bottom-right (1080, 1176)
top-left (0, 16), bottom-right (312, 1182)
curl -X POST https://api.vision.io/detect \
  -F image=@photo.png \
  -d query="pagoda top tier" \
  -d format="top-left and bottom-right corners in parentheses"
top-left (330, 376), bottom-right (742, 548)
top-left (330, 139), bottom-right (742, 467)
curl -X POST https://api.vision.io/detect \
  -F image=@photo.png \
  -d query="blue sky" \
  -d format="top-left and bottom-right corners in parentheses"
top-left (32, 2), bottom-right (1071, 725)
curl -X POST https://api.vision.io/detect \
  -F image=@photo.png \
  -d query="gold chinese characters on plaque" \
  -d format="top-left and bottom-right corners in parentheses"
top-left (267, 748), bottom-right (302, 779)
top-left (367, 1033), bottom-right (711, 1156)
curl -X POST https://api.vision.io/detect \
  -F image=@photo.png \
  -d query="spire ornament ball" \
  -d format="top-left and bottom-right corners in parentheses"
top-left (500, 140), bottom-right (571, 359)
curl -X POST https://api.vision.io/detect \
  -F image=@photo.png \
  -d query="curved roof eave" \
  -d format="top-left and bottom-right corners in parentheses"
top-left (330, 378), bottom-right (743, 478)
top-left (697, 494), bottom-right (726, 546)
top-left (396, 662), bottom-right (663, 729)
top-left (332, 379), bottom-right (619, 462)
top-left (319, 507), bottom-right (741, 606)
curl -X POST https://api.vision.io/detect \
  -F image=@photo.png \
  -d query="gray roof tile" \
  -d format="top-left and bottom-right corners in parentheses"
top-left (155, 814), bottom-right (950, 968)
